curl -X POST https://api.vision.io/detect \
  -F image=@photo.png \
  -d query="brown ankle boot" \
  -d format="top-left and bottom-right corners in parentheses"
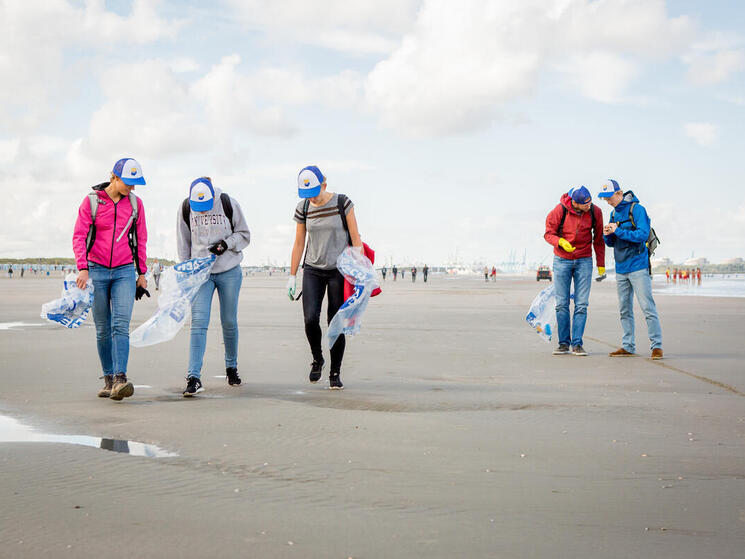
top-left (97, 375), bottom-right (114, 398)
top-left (651, 348), bottom-right (663, 360)
top-left (609, 348), bottom-right (634, 357)
top-left (110, 373), bottom-right (134, 401)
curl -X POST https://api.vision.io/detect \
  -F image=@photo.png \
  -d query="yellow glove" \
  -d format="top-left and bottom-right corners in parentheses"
top-left (598, 267), bottom-right (606, 276)
top-left (558, 238), bottom-right (575, 253)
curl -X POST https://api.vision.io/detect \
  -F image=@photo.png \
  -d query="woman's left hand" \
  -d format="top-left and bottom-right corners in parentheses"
top-left (137, 275), bottom-right (148, 289)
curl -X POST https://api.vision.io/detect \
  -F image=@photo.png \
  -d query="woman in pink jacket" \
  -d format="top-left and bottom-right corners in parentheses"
top-left (72, 158), bottom-right (149, 401)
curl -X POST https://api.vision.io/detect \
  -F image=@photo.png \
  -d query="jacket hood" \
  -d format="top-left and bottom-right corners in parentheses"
top-left (560, 192), bottom-right (580, 214)
top-left (616, 190), bottom-right (639, 209)
top-left (560, 192), bottom-right (591, 215)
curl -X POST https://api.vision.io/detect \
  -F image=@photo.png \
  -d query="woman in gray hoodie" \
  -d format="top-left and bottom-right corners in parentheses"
top-left (177, 177), bottom-right (251, 397)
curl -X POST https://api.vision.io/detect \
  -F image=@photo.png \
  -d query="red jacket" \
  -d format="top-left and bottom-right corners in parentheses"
top-left (544, 193), bottom-right (605, 267)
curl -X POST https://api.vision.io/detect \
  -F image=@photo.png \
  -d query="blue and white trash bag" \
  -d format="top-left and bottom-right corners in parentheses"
top-left (40, 273), bottom-right (95, 328)
top-left (526, 283), bottom-right (558, 343)
top-left (130, 255), bottom-right (216, 347)
top-left (327, 247), bottom-right (379, 348)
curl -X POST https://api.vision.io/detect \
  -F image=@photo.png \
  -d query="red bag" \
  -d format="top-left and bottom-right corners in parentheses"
top-left (343, 243), bottom-right (382, 300)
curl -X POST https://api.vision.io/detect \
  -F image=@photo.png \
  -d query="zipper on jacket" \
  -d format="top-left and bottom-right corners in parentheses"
top-left (109, 200), bottom-right (118, 267)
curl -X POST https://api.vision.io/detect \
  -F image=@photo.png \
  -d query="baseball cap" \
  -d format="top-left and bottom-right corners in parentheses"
top-left (598, 179), bottom-right (621, 198)
top-left (189, 177), bottom-right (215, 212)
top-left (297, 165), bottom-right (324, 199)
top-left (570, 185), bottom-right (592, 204)
top-left (112, 158), bottom-right (146, 186)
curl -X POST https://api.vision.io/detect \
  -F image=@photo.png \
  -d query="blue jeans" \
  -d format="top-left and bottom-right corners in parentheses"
top-left (553, 255), bottom-right (592, 347)
top-left (89, 263), bottom-right (136, 376)
top-left (616, 269), bottom-right (663, 352)
top-left (188, 265), bottom-right (242, 378)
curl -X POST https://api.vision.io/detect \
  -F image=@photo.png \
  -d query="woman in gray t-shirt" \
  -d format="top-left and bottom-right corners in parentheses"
top-left (287, 166), bottom-right (363, 390)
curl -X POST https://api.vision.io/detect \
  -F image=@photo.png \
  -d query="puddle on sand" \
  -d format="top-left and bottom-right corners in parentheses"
top-left (0, 414), bottom-right (177, 458)
top-left (0, 322), bottom-right (45, 331)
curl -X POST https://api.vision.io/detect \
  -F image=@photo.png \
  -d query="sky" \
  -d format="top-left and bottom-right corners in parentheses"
top-left (1, 0), bottom-right (744, 267)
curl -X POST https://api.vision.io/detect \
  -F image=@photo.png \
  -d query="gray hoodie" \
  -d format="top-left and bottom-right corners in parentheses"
top-left (177, 188), bottom-right (251, 274)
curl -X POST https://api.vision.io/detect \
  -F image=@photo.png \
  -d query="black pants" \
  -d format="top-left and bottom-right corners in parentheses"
top-left (302, 265), bottom-right (346, 372)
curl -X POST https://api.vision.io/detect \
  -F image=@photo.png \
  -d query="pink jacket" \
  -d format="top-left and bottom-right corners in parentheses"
top-left (72, 190), bottom-right (148, 273)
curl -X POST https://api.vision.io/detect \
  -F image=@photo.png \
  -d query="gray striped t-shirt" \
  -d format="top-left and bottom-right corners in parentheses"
top-left (294, 193), bottom-right (353, 270)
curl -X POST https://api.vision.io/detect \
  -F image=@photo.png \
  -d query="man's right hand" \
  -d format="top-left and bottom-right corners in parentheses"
top-left (76, 269), bottom-right (89, 290)
top-left (558, 238), bottom-right (576, 253)
top-left (286, 275), bottom-right (297, 300)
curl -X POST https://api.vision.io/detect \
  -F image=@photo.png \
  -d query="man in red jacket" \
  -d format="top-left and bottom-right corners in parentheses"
top-left (544, 186), bottom-right (605, 356)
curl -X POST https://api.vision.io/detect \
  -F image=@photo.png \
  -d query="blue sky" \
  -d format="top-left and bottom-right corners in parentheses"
top-left (2, 0), bottom-right (744, 267)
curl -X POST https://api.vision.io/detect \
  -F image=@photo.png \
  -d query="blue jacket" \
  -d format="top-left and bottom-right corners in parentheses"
top-left (603, 191), bottom-right (650, 274)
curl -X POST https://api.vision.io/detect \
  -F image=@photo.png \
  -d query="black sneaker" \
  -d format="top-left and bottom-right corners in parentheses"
top-left (309, 358), bottom-right (324, 383)
top-left (226, 367), bottom-right (241, 386)
top-left (329, 372), bottom-right (343, 390)
top-left (183, 376), bottom-right (204, 397)
top-left (552, 344), bottom-right (570, 355)
top-left (572, 345), bottom-right (588, 356)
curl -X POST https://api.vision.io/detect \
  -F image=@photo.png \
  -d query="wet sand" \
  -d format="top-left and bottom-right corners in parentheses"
top-left (1, 274), bottom-right (743, 558)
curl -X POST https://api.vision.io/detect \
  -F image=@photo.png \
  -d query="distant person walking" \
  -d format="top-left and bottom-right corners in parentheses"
top-left (411, 266), bottom-right (417, 282)
top-left (8, 265), bottom-right (13, 278)
top-left (392, 265), bottom-right (398, 281)
top-left (400, 268), bottom-right (405, 280)
top-left (423, 264), bottom-right (429, 283)
top-left (288, 166), bottom-right (364, 390)
top-left (599, 179), bottom-right (663, 359)
top-left (491, 266), bottom-right (497, 281)
top-left (544, 185), bottom-right (605, 356)
top-left (152, 259), bottom-right (163, 290)
top-left (20, 266), bottom-right (24, 278)
top-left (665, 267), bottom-right (670, 283)
top-left (72, 158), bottom-right (149, 401)
top-left (381, 266), bottom-right (387, 281)
top-left (178, 177), bottom-right (251, 397)
top-left (484, 266), bottom-right (489, 282)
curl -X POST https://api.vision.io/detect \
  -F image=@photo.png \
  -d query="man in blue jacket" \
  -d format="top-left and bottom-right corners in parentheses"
top-left (599, 179), bottom-right (663, 359)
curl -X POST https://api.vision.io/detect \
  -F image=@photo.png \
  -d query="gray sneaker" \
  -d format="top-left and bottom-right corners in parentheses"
top-left (553, 344), bottom-right (570, 355)
top-left (572, 345), bottom-right (588, 356)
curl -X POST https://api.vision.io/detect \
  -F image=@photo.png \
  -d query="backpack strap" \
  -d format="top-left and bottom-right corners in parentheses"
top-left (557, 206), bottom-right (568, 236)
top-left (337, 194), bottom-right (352, 246)
top-left (628, 202), bottom-right (637, 229)
top-left (220, 192), bottom-right (235, 233)
top-left (85, 192), bottom-right (100, 254)
top-left (182, 198), bottom-right (191, 230)
top-left (301, 199), bottom-right (310, 267)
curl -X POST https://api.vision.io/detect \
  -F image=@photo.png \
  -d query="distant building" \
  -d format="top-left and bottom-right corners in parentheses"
top-left (652, 257), bottom-right (672, 267)
top-left (683, 257), bottom-right (708, 266)
top-left (722, 257), bottom-right (744, 265)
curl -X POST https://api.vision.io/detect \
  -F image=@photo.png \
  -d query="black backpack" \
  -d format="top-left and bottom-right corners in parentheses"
top-left (181, 193), bottom-right (235, 232)
top-left (557, 203), bottom-right (597, 238)
top-left (301, 194), bottom-right (352, 266)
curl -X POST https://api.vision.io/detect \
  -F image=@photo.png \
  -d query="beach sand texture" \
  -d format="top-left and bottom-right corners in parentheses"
top-left (1, 275), bottom-right (744, 558)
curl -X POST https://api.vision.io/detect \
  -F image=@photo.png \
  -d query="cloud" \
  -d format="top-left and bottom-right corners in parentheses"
top-left (684, 122), bottom-right (718, 146)
top-left (685, 48), bottom-right (745, 85)
top-left (224, 0), bottom-right (421, 54)
top-left (0, 0), bottom-right (180, 132)
top-left (558, 52), bottom-right (640, 104)
top-left (364, 0), bottom-right (697, 135)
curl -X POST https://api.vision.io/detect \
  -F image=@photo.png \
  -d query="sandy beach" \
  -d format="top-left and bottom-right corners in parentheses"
top-left (1, 274), bottom-right (743, 558)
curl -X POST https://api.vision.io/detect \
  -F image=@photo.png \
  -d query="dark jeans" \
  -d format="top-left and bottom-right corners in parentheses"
top-left (302, 265), bottom-right (346, 372)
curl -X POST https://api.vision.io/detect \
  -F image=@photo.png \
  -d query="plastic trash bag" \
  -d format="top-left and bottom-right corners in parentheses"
top-left (526, 283), bottom-right (556, 342)
top-left (130, 255), bottom-right (215, 347)
top-left (327, 247), bottom-right (379, 348)
top-left (40, 273), bottom-right (94, 328)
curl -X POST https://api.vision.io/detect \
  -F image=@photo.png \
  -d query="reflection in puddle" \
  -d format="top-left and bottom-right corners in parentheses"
top-left (0, 414), bottom-right (177, 458)
top-left (0, 322), bottom-right (45, 331)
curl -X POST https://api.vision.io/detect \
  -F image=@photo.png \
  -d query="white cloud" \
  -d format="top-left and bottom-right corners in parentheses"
top-left (684, 122), bottom-right (718, 146)
top-left (224, 0), bottom-right (421, 54)
top-left (0, 0), bottom-right (180, 131)
top-left (685, 48), bottom-right (745, 85)
top-left (558, 52), bottom-right (640, 103)
top-left (364, 0), bottom-right (697, 135)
